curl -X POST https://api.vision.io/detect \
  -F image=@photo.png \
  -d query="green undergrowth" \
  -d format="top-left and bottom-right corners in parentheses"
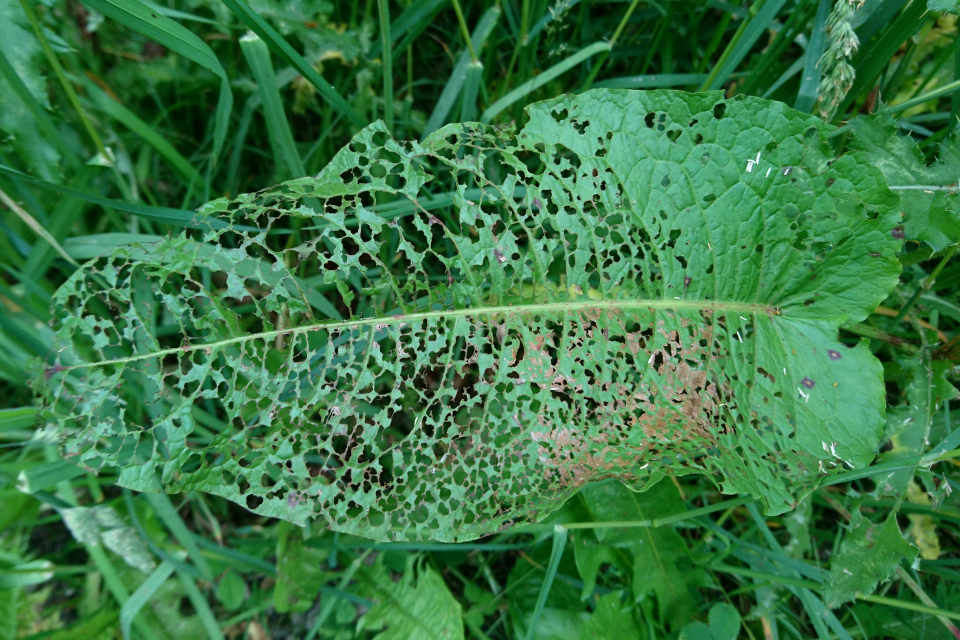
top-left (1, 0), bottom-right (960, 638)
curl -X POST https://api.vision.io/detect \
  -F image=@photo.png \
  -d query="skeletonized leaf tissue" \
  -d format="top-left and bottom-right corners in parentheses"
top-left (41, 90), bottom-right (902, 541)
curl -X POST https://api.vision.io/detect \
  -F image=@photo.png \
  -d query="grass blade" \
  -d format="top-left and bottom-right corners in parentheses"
top-left (369, 0), bottom-right (447, 60)
top-left (0, 186), bottom-right (78, 267)
top-left (239, 33), bottom-right (305, 180)
top-left (177, 571), bottom-right (225, 640)
top-left (120, 561), bottom-right (175, 640)
top-left (219, 0), bottom-right (365, 129)
top-left (701, 0), bottom-right (790, 90)
top-left (378, 0), bottom-right (394, 133)
top-left (524, 524), bottom-right (568, 640)
top-left (422, 7), bottom-right (500, 138)
top-left (81, 0), bottom-right (233, 165)
top-left (459, 61), bottom-right (483, 123)
top-left (0, 48), bottom-right (77, 167)
top-left (480, 41), bottom-right (611, 123)
top-left (794, 0), bottom-right (832, 112)
top-left (0, 164), bottom-right (223, 229)
top-left (82, 79), bottom-right (205, 191)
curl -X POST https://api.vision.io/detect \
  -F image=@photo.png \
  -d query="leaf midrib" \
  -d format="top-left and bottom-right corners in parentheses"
top-left (60, 298), bottom-right (779, 371)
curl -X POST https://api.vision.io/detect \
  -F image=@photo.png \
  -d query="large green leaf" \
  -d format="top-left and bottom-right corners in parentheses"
top-left (42, 90), bottom-right (901, 541)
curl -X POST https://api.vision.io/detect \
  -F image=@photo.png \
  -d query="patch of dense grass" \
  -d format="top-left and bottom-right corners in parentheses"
top-left (1, 0), bottom-right (960, 638)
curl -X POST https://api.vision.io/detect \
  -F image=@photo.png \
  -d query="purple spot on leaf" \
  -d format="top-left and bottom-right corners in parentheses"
top-left (828, 350), bottom-right (841, 360)
top-left (684, 276), bottom-right (692, 288)
top-left (532, 198), bottom-right (542, 210)
top-left (891, 227), bottom-right (905, 239)
top-left (801, 377), bottom-right (815, 389)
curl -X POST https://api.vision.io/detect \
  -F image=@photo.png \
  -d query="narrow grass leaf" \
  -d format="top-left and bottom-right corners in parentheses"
top-left (481, 41), bottom-right (611, 122)
top-left (794, 0), bottom-right (832, 112)
top-left (0, 48), bottom-right (75, 166)
top-left (0, 164), bottom-right (226, 229)
top-left (144, 493), bottom-right (212, 581)
top-left (81, 0), bottom-right (233, 164)
top-left (459, 61), bottom-right (483, 123)
top-left (422, 7), bottom-right (500, 137)
top-left (835, 0), bottom-right (928, 119)
top-left (524, 525), bottom-right (569, 640)
top-left (16, 459), bottom-right (85, 494)
top-left (120, 561), bottom-right (174, 640)
top-left (82, 80), bottom-right (205, 190)
top-left (177, 571), bottom-right (226, 640)
top-left (218, 0), bottom-right (364, 129)
top-left (0, 406), bottom-right (37, 431)
top-left (702, 0), bottom-right (790, 90)
top-left (239, 33), bottom-right (305, 180)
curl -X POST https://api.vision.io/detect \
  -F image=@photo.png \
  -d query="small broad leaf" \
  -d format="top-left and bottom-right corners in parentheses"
top-left (579, 479), bottom-right (703, 629)
top-left (358, 556), bottom-right (464, 640)
top-left (878, 355), bottom-right (956, 496)
top-left (848, 109), bottom-right (960, 252)
top-left (706, 603), bottom-right (741, 640)
top-left (216, 569), bottom-right (247, 611)
top-left (580, 592), bottom-right (647, 640)
top-left (678, 603), bottom-right (741, 640)
top-left (274, 521), bottom-right (329, 613)
top-left (823, 510), bottom-right (917, 608)
top-left (43, 90), bottom-right (901, 541)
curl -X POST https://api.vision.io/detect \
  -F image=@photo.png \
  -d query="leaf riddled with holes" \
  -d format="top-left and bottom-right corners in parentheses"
top-left (42, 90), bottom-right (901, 541)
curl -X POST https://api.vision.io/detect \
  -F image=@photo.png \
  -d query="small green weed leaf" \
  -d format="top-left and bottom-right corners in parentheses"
top-left (59, 506), bottom-right (156, 573)
top-left (44, 90), bottom-right (901, 541)
top-left (878, 355), bottom-right (955, 496)
top-left (274, 521), bottom-right (328, 613)
top-left (678, 606), bottom-right (742, 640)
top-left (358, 556), bottom-right (464, 640)
top-left (848, 109), bottom-right (960, 252)
top-left (580, 592), bottom-right (647, 640)
top-left (572, 534), bottom-right (620, 601)
top-left (579, 479), bottom-right (703, 629)
top-left (678, 622), bottom-right (714, 640)
top-left (215, 569), bottom-right (246, 611)
top-left (823, 510), bottom-right (917, 608)
top-left (707, 603), bottom-right (741, 640)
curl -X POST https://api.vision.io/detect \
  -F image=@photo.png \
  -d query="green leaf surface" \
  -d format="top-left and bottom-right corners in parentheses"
top-left (43, 90), bottom-right (901, 541)
top-left (358, 556), bottom-right (464, 640)
top-left (848, 109), bottom-right (960, 252)
top-left (579, 592), bottom-right (647, 640)
top-left (823, 511), bottom-right (917, 608)
top-left (579, 479), bottom-right (703, 629)
top-left (275, 521), bottom-right (328, 613)
top-left (707, 602), bottom-right (741, 640)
